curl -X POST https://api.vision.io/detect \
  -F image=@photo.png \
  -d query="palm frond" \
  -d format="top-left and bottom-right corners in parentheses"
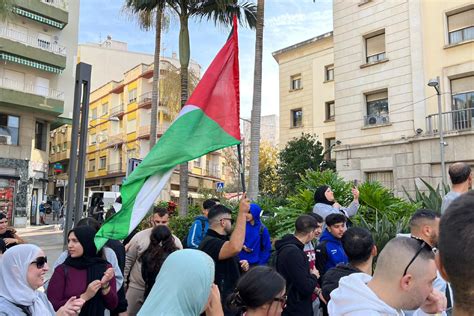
top-left (192, 0), bottom-right (257, 29)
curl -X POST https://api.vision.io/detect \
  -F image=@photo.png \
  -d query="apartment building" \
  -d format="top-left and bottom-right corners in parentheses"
top-left (84, 60), bottom-right (225, 203)
top-left (274, 0), bottom-right (473, 196)
top-left (0, 0), bottom-right (79, 226)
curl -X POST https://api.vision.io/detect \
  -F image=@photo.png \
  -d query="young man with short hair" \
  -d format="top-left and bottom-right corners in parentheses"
top-left (124, 207), bottom-right (183, 315)
top-left (329, 237), bottom-right (446, 315)
top-left (441, 162), bottom-right (472, 213)
top-left (275, 214), bottom-right (320, 316)
top-left (199, 194), bottom-right (250, 316)
top-left (317, 213), bottom-right (348, 275)
top-left (186, 198), bottom-right (219, 248)
top-left (322, 227), bottom-right (376, 302)
top-left (437, 191), bottom-right (474, 316)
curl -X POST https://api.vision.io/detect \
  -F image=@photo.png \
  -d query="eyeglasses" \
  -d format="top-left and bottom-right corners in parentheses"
top-left (402, 238), bottom-right (437, 276)
top-left (221, 217), bottom-right (234, 224)
top-left (273, 295), bottom-right (287, 309)
top-left (31, 256), bottom-right (48, 269)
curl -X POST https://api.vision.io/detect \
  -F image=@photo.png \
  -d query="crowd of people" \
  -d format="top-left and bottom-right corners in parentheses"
top-left (0, 162), bottom-right (472, 316)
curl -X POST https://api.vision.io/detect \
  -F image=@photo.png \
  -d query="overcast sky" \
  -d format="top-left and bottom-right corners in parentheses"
top-left (79, 0), bottom-right (333, 118)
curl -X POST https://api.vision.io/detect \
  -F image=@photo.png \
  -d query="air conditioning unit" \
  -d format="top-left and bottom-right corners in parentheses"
top-left (367, 115), bottom-right (389, 125)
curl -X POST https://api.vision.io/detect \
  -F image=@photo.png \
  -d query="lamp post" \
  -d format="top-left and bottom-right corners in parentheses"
top-left (427, 76), bottom-right (447, 185)
top-left (319, 140), bottom-right (341, 171)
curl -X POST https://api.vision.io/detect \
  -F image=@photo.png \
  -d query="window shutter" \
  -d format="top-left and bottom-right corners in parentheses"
top-left (448, 9), bottom-right (474, 32)
top-left (451, 76), bottom-right (474, 94)
top-left (366, 33), bottom-right (385, 56)
top-left (366, 91), bottom-right (388, 102)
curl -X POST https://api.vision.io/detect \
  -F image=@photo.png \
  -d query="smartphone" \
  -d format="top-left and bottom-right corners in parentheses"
top-left (353, 179), bottom-right (358, 187)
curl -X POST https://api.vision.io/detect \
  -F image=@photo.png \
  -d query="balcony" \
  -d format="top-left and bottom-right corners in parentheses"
top-left (108, 163), bottom-right (124, 175)
top-left (0, 76), bottom-right (64, 115)
top-left (363, 114), bottom-right (390, 127)
top-left (137, 91), bottom-right (169, 113)
top-left (108, 134), bottom-right (125, 147)
top-left (426, 108), bottom-right (474, 135)
top-left (13, 0), bottom-right (69, 29)
top-left (110, 104), bottom-right (124, 117)
top-left (206, 166), bottom-right (221, 179)
top-left (0, 26), bottom-right (66, 57)
top-left (137, 123), bottom-right (170, 139)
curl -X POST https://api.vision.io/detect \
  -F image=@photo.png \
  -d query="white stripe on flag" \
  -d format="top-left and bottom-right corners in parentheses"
top-left (129, 168), bottom-right (174, 233)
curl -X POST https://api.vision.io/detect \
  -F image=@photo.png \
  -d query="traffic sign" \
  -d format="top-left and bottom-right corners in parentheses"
top-left (216, 182), bottom-right (224, 192)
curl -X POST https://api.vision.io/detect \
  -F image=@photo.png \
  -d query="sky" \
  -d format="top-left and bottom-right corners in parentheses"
top-left (79, 0), bottom-right (333, 119)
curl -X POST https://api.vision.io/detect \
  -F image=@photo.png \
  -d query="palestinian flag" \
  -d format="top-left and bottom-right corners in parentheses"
top-left (94, 16), bottom-right (241, 249)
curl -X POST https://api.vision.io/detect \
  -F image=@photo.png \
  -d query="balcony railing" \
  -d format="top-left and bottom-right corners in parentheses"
top-left (0, 26), bottom-right (67, 56)
top-left (0, 77), bottom-right (64, 100)
top-left (426, 108), bottom-right (474, 135)
top-left (41, 0), bottom-right (69, 11)
top-left (138, 91), bottom-right (152, 105)
top-left (206, 167), bottom-right (221, 178)
top-left (138, 123), bottom-right (170, 138)
top-left (108, 163), bottom-right (123, 174)
top-left (110, 104), bottom-right (124, 117)
top-left (364, 114), bottom-right (390, 127)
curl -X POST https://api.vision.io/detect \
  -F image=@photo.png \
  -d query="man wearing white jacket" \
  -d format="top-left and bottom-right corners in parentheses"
top-left (328, 237), bottom-right (446, 316)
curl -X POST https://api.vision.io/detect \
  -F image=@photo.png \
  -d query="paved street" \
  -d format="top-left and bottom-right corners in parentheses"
top-left (16, 224), bottom-right (65, 280)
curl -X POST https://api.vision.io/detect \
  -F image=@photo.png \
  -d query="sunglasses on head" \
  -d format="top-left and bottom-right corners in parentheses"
top-left (273, 294), bottom-right (287, 309)
top-left (31, 256), bottom-right (48, 269)
top-left (402, 237), bottom-right (437, 276)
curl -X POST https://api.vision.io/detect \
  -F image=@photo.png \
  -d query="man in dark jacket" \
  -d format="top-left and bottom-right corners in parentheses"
top-left (321, 227), bottom-right (376, 302)
top-left (275, 215), bottom-right (320, 316)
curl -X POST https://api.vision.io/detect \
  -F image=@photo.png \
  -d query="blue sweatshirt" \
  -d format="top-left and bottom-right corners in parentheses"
top-left (319, 229), bottom-right (348, 274)
top-left (239, 204), bottom-right (272, 265)
top-left (186, 215), bottom-right (209, 249)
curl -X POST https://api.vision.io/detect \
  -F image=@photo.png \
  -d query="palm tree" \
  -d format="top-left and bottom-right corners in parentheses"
top-left (166, 0), bottom-right (257, 215)
top-left (248, 0), bottom-right (264, 200)
top-left (123, 0), bottom-right (167, 149)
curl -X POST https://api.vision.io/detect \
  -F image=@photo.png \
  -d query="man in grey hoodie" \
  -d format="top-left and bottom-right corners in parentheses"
top-left (328, 237), bottom-right (446, 316)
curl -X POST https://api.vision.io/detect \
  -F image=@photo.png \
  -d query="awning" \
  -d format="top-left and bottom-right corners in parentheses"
top-left (13, 7), bottom-right (65, 29)
top-left (0, 53), bottom-right (63, 73)
top-left (170, 190), bottom-right (204, 199)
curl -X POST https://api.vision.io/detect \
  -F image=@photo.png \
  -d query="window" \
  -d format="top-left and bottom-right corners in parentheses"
top-left (89, 159), bottom-right (96, 172)
top-left (451, 76), bottom-right (474, 130)
top-left (99, 157), bottom-right (106, 169)
top-left (325, 138), bottom-right (336, 161)
top-left (366, 171), bottom-right (394, 190)
top-left (35, 121), bottom-right (46, 150)
top-left (326, 101), bottom-right (335, 121)
top-left (447, 9), bottom-right (474, 44)
top-left (365, 32), bottom-right (386, 63)
top-left (90, 134), bottom-right (97, 145)
top-left (325, 64), bottom-right (334, 81)
top-left (0, 114), bottom-right (19, 145)
top-left (194, 157), bottom-right (202, 168)
top-left (63, 142), bottom-right (67, 151)
top-left (290, 75), bottom-right (302, 90)
top-left (91, 108), bottom-right (97, 120)
top-left (291, 109), bottom-right (303, 128)
top-left (365, 91), bottom-right (389, 126)
top-left (127, 119), bottom-right (136, 133)
top-left (127, 149), bottom-right (137, 159)
top-left (128, 88), bottom-right (137, 103)
top-left (50, 143), bottom-right (55, 154)
top-left (101, 103), bottom-right (108, 116)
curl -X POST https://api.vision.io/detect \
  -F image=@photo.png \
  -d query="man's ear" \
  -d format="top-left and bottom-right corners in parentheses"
top-left (435, 254), bottom-right (449, 282)
top-left (371, 245), bottom-right (378, 257)
top-left (400, 274), bottom-right (413, 291)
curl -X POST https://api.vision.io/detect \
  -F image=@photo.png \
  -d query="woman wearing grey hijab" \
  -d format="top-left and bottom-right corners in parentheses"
top-left (0, 244), bottom-right (84, 315)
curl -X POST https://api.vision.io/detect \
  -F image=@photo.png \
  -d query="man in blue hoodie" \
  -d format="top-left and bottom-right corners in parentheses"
top-left (186, 198), bottom-right (219, 248)
top-left (239, 203), bottom-right (272, 266)
top-left (317, 213), bottom-right (348, 275)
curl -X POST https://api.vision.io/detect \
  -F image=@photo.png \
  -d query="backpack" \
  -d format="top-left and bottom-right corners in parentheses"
top-left (315, 240), bottom-right (329, 277)
top-left (184, 217), bottom-right (207, 248)
top-left (269, 243), bottom-right (299, 268)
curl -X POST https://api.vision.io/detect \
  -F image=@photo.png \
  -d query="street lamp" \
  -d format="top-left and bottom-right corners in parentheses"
top-left (427, 76), bottom-right (447, 185)
top-left (320, 140), bottom-right (341, 171)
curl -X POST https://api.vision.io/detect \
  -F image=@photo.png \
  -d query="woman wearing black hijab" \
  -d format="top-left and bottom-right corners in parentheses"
top-left (312, 185), bottom-right (360, 221)
top-left (47, 226), bottom-right (118, 315)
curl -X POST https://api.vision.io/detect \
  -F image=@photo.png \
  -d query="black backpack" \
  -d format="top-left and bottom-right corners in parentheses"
top-left (183, 217), bottom-right (207, 248)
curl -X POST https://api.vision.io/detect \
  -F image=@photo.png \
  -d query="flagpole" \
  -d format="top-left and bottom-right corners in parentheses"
top-left (237, 143), bottom-right (246, 193)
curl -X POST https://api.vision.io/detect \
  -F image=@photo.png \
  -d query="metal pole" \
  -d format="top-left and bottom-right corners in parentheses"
top-left (437, 76), bottom-right (447, 185)
top-left (74, 64), bottom-right (92, 227)
top-left (237, 142), bottom-right (246, 193)
top-left (63, 63), bottom-right (92, 249)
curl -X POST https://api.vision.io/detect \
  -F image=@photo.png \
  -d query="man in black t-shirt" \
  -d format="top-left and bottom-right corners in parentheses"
top-left (199, 193), bottom-right (250, 315)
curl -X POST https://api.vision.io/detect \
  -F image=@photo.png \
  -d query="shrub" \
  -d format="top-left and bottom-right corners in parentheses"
top-left (403, 178), bottom-right (450, 213)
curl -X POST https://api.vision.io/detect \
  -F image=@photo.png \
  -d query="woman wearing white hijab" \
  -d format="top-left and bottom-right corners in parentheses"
top-left (0, 244), bottom-right (84, 316)
top-left (138, 249), bottom-right (223, 316)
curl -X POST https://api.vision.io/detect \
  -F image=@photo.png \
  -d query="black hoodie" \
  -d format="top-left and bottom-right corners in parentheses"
top-left (275, 234), bottom-right (318, 316)
top-left (321, 263), bottom-right (361, 302)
